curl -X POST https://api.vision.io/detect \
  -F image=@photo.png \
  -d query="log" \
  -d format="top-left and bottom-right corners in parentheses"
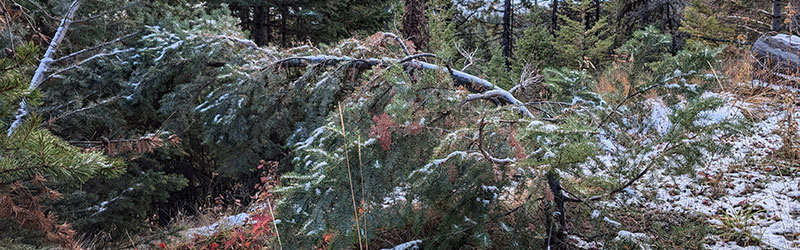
top-left (752, 33), bottom-right (800, 74)
top-left (275, 55), bottom-right (535, 119)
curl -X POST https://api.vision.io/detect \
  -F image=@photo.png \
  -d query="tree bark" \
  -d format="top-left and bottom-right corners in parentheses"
top-left (774, 0), bottom-right (785, 32)
top-left (280, 6), bottom-right (288, 47)
top-left (502, 0), bottom-right (513, 69)
top-left (402, 0), bottom-right (429, 50)
top-left (595, 0), bottom-right (601, 25)
top-left (551, 0), bottom-right (559, 34)
top-left (9, 0), bottom-right (82, 136)
top-left (253, 6), bottom-right (267, 46)
top-left (546, 171), bottom-right (567, 249)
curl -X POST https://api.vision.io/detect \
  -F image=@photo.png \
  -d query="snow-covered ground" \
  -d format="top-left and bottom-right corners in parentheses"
top-left (582, 88), bottom-right (800, 249)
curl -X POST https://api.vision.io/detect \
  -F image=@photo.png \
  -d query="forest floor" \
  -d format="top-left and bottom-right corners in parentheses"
top-left (567, 82), bottom-right (800, 249)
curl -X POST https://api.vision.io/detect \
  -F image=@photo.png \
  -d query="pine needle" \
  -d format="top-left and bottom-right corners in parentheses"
top-left (338, 102), bottom-right (363, 250)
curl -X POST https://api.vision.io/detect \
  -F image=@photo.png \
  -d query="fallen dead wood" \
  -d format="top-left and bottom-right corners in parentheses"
top-left (752, 33), bottom-right (800, 74)
top-left (274, 53), bottom-right (535, 119)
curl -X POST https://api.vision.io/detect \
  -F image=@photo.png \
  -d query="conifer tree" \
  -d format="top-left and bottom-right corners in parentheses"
top-left (553, 0), bottom-right (614, 69)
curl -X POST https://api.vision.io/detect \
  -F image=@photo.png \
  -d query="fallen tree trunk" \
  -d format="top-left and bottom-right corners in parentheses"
top-left (8, 0), bottom-right (83, 136)
top-left (752, 33), bottom-right (800, 74)
top-left (275, 55), bottom-right (535, 119)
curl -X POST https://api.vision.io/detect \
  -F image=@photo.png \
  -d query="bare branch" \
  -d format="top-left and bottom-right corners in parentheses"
top-left (46, 48), bottom-right (136, 81)
top-left (462, 90), bottom-right (506, 105)
top-left (399, 53), bottom-right (436, 63)
top-left (52, 31), bottom-right (141, 64)
top-left (456, 43), bottom-right (477, 71)
top-left (382, 32), bottom-right (410, 56)
top-left (275, 54), bottom-right (536, 119)
top-left (45, 95), bottom-right (119, 125)
top-left (9, 0), bottom-right (82, 136)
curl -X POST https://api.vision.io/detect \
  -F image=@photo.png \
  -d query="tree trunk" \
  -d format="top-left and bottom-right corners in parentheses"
top-left (266, 7), bottom-right (272, 45)
top-left (502, 0), bottom-right (513, 69)
top-left (551, 0), bottom-right (559, 34)
top-left (402, 0), bottom-right (429, 50)
top-left (10, 0), bottom-right (82, 136)
top-left (253, 6), bottom-right (267, 46)
top-left (774, 0), bottom-right (785, 32)
top-left (280, 6), bottom-right (288, 47)
top-left (594, 0), bottom-right (601, 24)
top-left (792, 0), bottom-right (800, 32)
top-left (546, 171), bottom-right (567, 249)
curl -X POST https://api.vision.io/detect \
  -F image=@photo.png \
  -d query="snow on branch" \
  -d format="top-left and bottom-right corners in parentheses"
top-left (8, 0), bottom-right (82, 136)
top-left (381, 32), bottom-right (411, 56)
top-left (47, 48), bottom-right (136, 81)
top-left (52, 31), bottom-right (141, 64)
top-left (274, 55), bottom-right (535, 119)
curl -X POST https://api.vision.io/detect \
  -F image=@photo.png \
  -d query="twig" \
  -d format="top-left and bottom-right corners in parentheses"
top-left (46, 48), bottom-right (136, 81)
top-left (1, 0), bottom-right (15, 52)
top-left (477, 117), bottom-right (516, 165)
top-left (338, 103), bottom-right (363, 250)
top-left (46, 95), bottom-right (119, 124)
top-left (456, 43), bottom-right (477, 71)
top-left (72, 2), bottom-right (139, 24)
top-left (266, 198), bottom-right (282, 250)
top-left (398, 53), bottom-right (436, 63)
top-left (587, 141), bottom-right (682, 201)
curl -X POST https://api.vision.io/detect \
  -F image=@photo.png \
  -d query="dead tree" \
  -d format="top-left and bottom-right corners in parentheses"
top-left (773, 0), bottom-right (786, 32)
top-left (502, 0), bottom-right (514, 69)
top-left (275, 33), bottom-right (536, 119)
top-left (9, 0), bottom-right (82, 136)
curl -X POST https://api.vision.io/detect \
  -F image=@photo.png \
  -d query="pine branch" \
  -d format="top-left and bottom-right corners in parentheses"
top-left (51, 31), bottom-right (141, 64)
top-left (71, 2), bottom-right (140, 24)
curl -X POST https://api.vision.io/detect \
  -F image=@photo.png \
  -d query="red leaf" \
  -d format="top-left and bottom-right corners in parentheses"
top-left (368, 114), bottom-right (397, 151)
top-left (209, 242), bottom-right (219, 250)
top-left (159, 242), bottom-right (167, 249)
top-left (260, 177), bottom-right (268, 183)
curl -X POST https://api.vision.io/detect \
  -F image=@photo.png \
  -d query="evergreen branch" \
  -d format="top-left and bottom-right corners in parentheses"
top-left (597, 83), bottom-right (662, 128)
top-left (46, 48), bottom-right (136, 81)
top-left (52, 31), bottom-right (141, 64)
top-left (71, 2), bottom-right (140, 24)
